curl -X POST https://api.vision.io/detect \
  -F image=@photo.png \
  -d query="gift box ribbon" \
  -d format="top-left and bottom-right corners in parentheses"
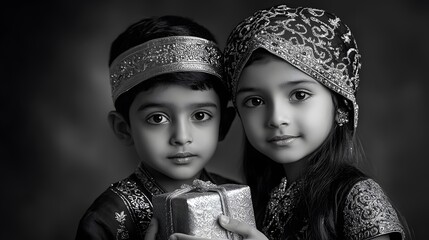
top-left (164, 179), bottom-right (236, 240)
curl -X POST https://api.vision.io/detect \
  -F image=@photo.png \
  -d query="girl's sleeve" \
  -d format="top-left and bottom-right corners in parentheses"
top-left (342, 179), bottom-right (405, 240)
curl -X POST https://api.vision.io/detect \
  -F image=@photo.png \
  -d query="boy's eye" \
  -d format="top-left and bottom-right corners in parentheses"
top-left (147, 114), bottom-right (169, 124)
top-left (191, 111), bottom-right (212, 122)
top-left (244, 97), bottom-right (265, 107)
top-left (290, 90), bottom-right (311, 102)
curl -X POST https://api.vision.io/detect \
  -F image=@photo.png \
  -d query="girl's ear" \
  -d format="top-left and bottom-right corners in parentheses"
top-left (335, 108), bottom-right (349, 127)
top-left (219, 106), bottom-right (236, 141)
top-left (107, 111), bottom-right (134, 146)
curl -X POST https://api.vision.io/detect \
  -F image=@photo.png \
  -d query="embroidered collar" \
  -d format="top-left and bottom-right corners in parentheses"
top-left (134, 163), bottom-right (166, 196)
top-left (263, 177), bottom-right (304, 239)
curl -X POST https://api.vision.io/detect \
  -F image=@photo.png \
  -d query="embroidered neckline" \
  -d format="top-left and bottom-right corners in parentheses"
top-left (263, 177), bottom-right (304, 239)
top-left (134, 163), bottom-right (166, 196)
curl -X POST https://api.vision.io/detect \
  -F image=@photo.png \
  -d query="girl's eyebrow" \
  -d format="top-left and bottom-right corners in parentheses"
top-left (279, 79), bottom-right (318, 88)
top-left (236, 79), bottom-right (317, 95)
top-left (236, 87), bottom-right (259, 95)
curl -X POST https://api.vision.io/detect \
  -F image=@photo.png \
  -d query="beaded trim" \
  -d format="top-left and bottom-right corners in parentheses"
top-left (343, 179), bottom-right (405, 240)
top-left (262, 177), bottom-right (304, 239)
top-left (111, 179), bottom-right (153, 238)
top-left (224, 5), bottom-right (361, 129)
top-left (109, 36), bottom-right (223, 102)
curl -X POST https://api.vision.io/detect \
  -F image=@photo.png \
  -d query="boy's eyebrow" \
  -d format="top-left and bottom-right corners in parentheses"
top-left (137, 102), bottom-right (218, 111)
top-left (189, 102), bottom-right (218, 109)
top-left (137, 103), bottom-right (167, 111)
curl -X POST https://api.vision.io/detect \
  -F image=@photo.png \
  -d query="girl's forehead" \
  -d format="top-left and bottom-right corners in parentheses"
top-left (238, 58), bottom-right (318, 89)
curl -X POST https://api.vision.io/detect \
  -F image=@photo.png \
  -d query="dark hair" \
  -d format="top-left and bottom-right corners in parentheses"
top-left (244, 94), bottom-right (364, 228)
top-left (242, 49), bottom-right (367, 238)
top-left (109, 15), bottom-right (228, 123)
top-left (243, 49), bottom-right (411, 239)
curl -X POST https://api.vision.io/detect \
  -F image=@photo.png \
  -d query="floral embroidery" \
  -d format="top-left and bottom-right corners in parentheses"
top-left (224, 5), bottom-right (361, 129)
top-left (115, 211), bottom-right (129, 240)
top-left (110, 164), bottom-right (165, 238)
top-left (262, 177), bottom-right (305, 239)
top-left (329, 17), bottom-right (340, 28)
top-left (343, 179), bottom-right (405, 240)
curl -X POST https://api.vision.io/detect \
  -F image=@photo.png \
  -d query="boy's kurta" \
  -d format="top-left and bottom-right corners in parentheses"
top-left (76, 163), bottom-right (233, 240)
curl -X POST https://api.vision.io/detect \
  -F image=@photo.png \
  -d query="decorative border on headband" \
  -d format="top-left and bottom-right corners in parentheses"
top-left (109, 36), bottom-right (223, 102)
top-left (230, 32), bottom-right (358, 129)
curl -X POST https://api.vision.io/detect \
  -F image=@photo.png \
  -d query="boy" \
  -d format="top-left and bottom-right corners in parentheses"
top-left (76, 15), bottom-right (235, 240)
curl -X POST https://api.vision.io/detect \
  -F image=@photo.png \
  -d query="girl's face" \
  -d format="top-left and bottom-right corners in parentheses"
top-left (236, 55), bottom-right (335, 165)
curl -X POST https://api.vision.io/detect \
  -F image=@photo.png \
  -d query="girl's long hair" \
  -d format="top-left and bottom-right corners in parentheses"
top-left (244, 91), bottom-right (366, 239)
top-left (241, 49), bottom-right (413, 239)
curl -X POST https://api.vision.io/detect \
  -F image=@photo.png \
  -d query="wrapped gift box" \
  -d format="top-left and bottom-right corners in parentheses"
top-left (153, 180), bottom-right (256, 240)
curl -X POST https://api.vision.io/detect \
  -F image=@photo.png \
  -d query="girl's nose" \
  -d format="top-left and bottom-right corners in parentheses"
top-left (267, 101), bottom-right (290, 128)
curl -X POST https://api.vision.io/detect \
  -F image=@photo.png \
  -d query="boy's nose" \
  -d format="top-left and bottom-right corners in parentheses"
top-left (170, 121), bottom-right (193, 145)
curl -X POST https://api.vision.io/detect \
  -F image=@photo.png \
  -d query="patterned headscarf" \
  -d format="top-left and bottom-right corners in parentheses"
top-left (224, 5), bottom-right (361, 130)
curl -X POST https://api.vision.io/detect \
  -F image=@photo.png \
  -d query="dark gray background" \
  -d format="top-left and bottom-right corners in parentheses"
top-left (4, 0), bottom-right (428, 239)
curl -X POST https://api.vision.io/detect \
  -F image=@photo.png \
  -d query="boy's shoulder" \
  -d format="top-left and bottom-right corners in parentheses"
top-left (76, 172), bottom-right (155, 240)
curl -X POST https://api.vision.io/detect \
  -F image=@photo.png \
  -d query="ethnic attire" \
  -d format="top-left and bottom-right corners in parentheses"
top-left (262, 168), bottom-right (405, 240)
top-left (222, 4), bottom-right (406, 240)
top-left (75, 163), bottom-right (233, 240)
top-left (87, 15), bottom-right (229, 240)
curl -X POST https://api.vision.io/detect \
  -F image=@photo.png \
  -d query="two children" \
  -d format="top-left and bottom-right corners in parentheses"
top-left (79, 5), bottom-right (408, 240)
top-left (76, 16), bottom-right (234, 239)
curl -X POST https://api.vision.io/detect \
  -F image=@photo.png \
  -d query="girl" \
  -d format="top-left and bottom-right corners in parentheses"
top-left (170, 4), bottom-right (407, 240)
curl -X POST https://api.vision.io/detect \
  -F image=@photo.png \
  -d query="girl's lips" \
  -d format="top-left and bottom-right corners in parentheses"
top-left (168, 152), bottom-right (196, 158)
top-left (267, 135), bottom-right (299, 146)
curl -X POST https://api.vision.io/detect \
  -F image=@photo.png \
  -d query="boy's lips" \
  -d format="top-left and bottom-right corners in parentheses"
top-left (267, 135), bottom-right (299, 146)
top-left (167, 152), bottom-right (197, 164)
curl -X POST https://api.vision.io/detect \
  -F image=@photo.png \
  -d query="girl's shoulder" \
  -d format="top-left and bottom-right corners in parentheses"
top-left (342, 178), bottom-right (405, 240)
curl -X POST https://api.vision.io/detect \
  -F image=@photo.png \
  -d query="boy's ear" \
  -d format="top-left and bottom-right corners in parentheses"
top-left (219, 106), bottom-right (236, 141)
top-left (107, 111), bottom-right (134, 146)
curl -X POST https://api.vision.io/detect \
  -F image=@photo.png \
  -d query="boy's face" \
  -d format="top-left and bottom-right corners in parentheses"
top-left (128, 84), bottom-right (221, 180)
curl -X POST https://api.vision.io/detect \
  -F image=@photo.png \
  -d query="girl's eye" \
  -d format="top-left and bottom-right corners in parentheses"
top-left (146, 114), bottom-right (169, 124)
top-left (290, 90), bottom-right (311, 102)
top-left (191, 111), bottom-right (212, 122)
top-left (244, 97), bottom-right (265, 107)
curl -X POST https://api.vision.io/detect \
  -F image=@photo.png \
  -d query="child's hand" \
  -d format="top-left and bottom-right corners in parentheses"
top-left (168, 215), bottom-right (268, 240)
top-left (217, 215), bottom-right (268, 240)
top-left (144, 218), bottom-right (159, 240)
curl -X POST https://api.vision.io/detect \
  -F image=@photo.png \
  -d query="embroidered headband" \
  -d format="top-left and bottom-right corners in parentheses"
top-left (224, 5), bottom-right (361, 130)
top-left (109, 36), bottom-right (223, 103)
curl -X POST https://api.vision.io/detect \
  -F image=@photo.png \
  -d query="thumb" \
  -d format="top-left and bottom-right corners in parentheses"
top-left (218, 215), bottom-right (267, 240)
top-left (144, 218), bottom-right (159, 240)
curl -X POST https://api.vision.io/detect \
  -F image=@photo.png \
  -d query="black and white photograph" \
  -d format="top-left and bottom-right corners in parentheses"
top-left (4, 0), bottom-right (428, 239)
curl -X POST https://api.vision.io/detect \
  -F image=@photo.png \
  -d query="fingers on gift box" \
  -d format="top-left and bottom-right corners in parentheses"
top-left (153, 180), bottom-right (256, 240)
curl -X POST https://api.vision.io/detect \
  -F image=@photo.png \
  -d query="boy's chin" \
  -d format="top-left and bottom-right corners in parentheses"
top-left (164, 167), bottom-right (203, 181)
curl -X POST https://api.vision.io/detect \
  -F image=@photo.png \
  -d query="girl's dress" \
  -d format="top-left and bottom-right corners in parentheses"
top-left (262, 168), bottom-right (405, 240)
top-left (76, 163), bottom-right (232, 240)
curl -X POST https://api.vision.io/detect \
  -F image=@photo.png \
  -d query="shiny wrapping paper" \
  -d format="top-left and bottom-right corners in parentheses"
top-left (153, 180), bottom-right (256, 240)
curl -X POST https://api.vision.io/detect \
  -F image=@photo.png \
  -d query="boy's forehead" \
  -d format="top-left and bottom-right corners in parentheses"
top-left (132, 84), bottom-right (220, 109)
